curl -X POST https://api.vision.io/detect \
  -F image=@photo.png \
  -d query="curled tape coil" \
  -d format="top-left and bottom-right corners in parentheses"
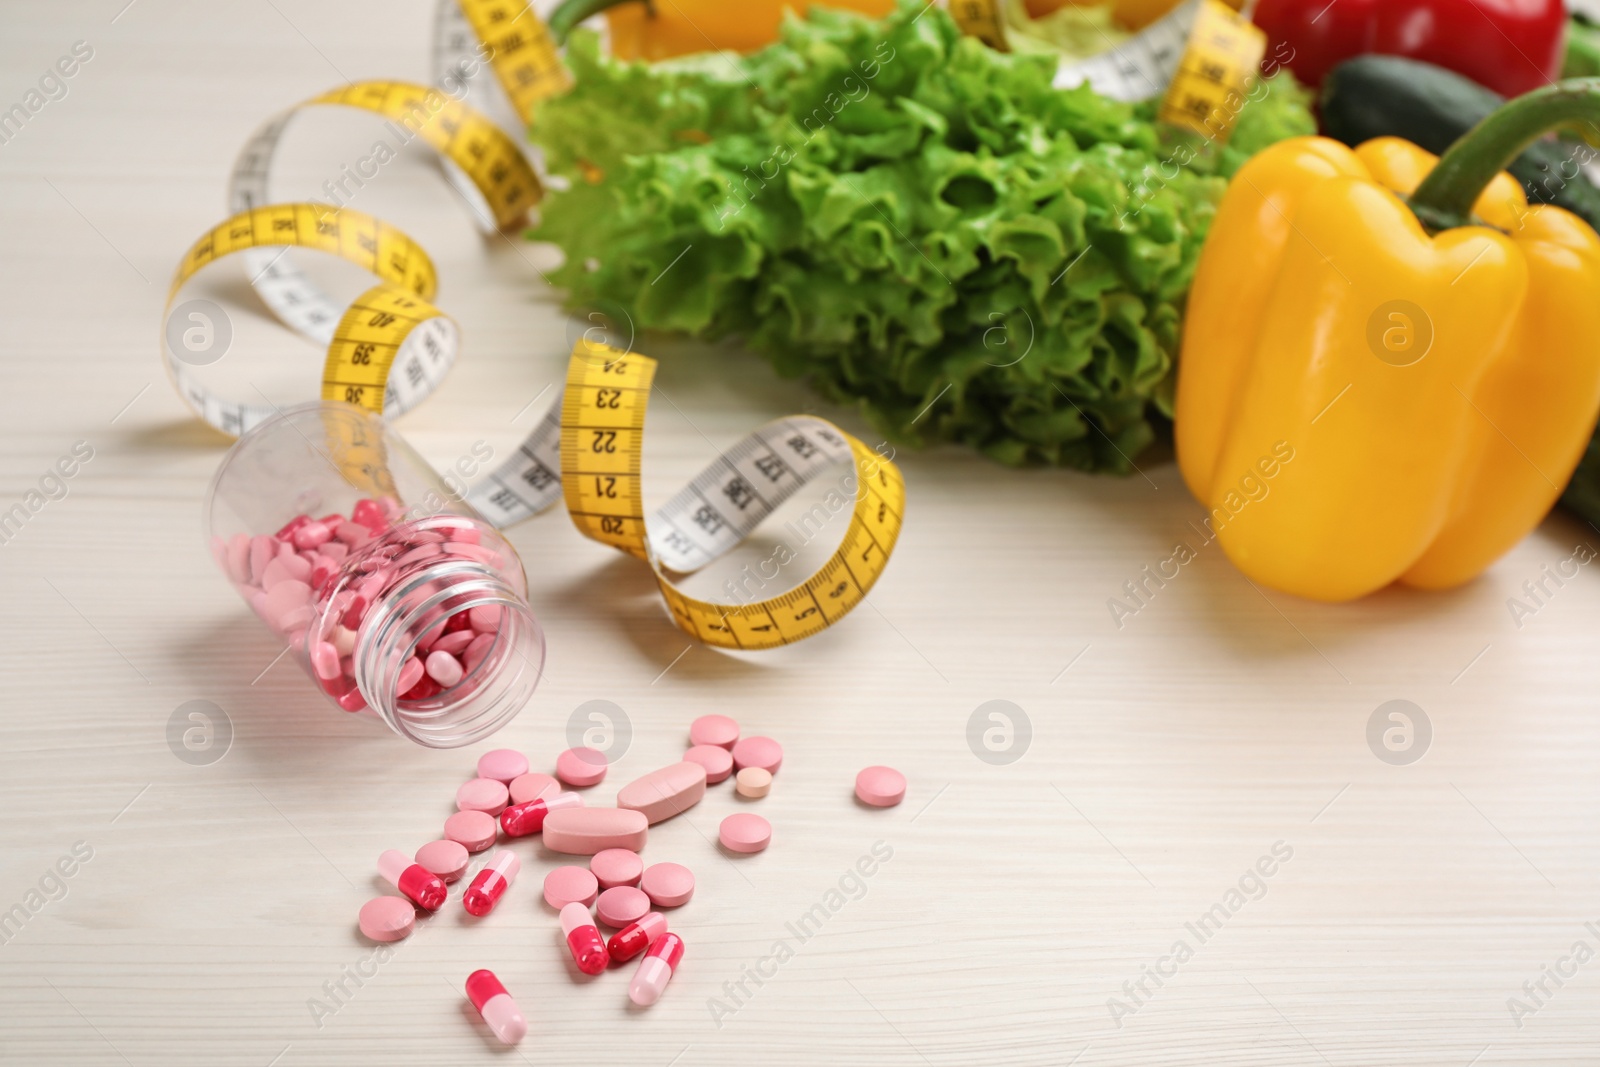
top-left (164, 5), bottom-right (903, 650)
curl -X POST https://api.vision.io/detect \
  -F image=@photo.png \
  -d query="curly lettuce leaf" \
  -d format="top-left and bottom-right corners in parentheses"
top-left (531, 1), bottom-right (1312, 472)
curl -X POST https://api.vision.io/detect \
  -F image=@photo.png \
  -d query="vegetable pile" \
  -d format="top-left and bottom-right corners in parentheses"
top-left (531, 0), bottom-right (1314, 472)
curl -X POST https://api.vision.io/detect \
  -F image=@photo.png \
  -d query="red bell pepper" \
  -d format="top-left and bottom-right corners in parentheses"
top-left (1253, 0), bottom-right (1567, 96)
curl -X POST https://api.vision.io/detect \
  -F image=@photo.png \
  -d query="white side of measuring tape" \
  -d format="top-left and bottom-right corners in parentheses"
top-left (466, 412), bottom-right (860, 573)
top-left (1053, 0), bottom-right (1199, 101)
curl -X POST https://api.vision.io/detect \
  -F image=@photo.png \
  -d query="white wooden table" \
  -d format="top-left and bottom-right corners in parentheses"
top-left (3, 2), bottom-right (1599, 1064)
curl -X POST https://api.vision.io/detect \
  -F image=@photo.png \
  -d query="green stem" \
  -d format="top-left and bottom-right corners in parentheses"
top-left (547, 0), bottom-right (645, 44)
top-left (1410, 77), bottom-right (1600, 232)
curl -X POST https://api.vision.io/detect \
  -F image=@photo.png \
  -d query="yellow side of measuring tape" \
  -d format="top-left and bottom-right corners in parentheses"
top-left (1155, 0), bottom-right (1266, 142)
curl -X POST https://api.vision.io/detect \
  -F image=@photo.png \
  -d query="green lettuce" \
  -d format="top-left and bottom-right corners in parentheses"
top-left (530, 0), bottom-right (1314, 471)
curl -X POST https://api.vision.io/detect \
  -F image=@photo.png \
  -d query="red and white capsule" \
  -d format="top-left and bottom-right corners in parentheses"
top-left (500, 792), bottom-right (583, 838)
top-left (559, 901), bottom-right (609, 975)
top-left (606, 911), bottom-right (668, 963)
top-left (462, 849), bottom-right (520, 917)
top-left (629, 932), bottom-right (684, 1006)
top-left (378, 848), bottom-right (446, 911)
top-left (465, 969), bottom-right (527, 1046)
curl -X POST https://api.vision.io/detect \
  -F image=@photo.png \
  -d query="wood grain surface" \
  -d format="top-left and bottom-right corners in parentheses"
top-left (2, 2), bottom-right (1599, 1065)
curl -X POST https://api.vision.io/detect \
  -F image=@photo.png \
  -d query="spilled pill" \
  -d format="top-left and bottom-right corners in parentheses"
top-left (357, 895), bottom-right (416, 942)
top-left (476, 748), bottom-right (529, 784)
top-left (507, 771), bottom-right (559, 805)
top-left (616, 761), bottom-right (706, 824)
top-left (854, 765), bottom-right (907, 808)
top-left (590, 848), bottom-right (643, 890)
top-left (414, 839), bottom-right (469, 883)
top-left (735, 767), bottom-right (772, 798)
top-left (596, 885), bottom-right (651, 928)
top-left (542, 807), bottom-right (648, 855)
top-left (544, 865), bottom-right (599, 909)
top-left (556, 746), bottom-right (608, 788)
top-left (683, 744), bottom-right (734, 784)
top-left (689, 714), bottom-right (739, 749)
top-left (719, 813), bottom-right (771, 853)
top-left (444, 810), bottom-right (498, 853)
top-left (731, 735), bottom-right (783, 775)
top-left (465, 969), bottom-right (527, 1046)
top-left (640, 862), bottom-right (695, 908)
top-left (456, 777), bottom-right (509, 815)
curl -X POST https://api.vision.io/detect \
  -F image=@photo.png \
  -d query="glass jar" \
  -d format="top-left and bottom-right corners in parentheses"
top-left (205, 401), bottom-right (544, 747)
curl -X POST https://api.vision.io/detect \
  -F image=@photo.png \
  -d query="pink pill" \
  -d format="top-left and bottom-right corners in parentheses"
top-left (477, 749), bottom-right (529, 784)
top-left (463, 632), bottom-right (496, 674)
top-left (249, 534), bottom-right (277, 585)
top-left (855, 766), bottom-right (906, 807)
top-left (457, 777), bottom-right (510, 815)
top-left (432, 630), bottom-right (475, 657)
top-left (225, 532), bottom-right (250, 584)
top-left (396, 656), bottom-right (424, 696)
top-left (556, 747), bottom-right (608, 788)
top-left (684, 744), bottom-right (734, 784)
top-left (508, 772), bottom-right (559, 805)
top-left (689, 714), bottom-right (739, 749)
top-left (470, 606), bottom-right (502, 632)
top-left (544, 865), bottom-right (599, 909)
top-left (425, 650), bottom-right (465, 688)
top-left (358, 895), bottom-right (416, 942)
top-left (278, 547), bottom-right (313, 580)
top-left (258, 556), bottom-right (295, 590)
top-left (444, 810), bottom-right (497, 852)
top-left (730, 736), bottom-right (783, 775)
top-left (590, 848), bottom-right (643, 890)
top-left (596, 886), bottom-right (651, 928)
top-left (415, 839), bottom-right (470, 883)
top-left (719, 813), bottom-right (771, 854)
top-left (293, 520), bottom-right (333, 550)
top-left (309, 641), bottom-right (341, 681)
top-left (640, 862), bottom-right (694, 908)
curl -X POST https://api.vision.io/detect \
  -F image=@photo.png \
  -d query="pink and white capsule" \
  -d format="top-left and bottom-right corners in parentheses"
top-left (559, 901), bottom-right (609, 975)
top-left (607, 911), bottom-right (668, 962)
top-left (462, 849), bottom-right (520, 917)
top-left (465, 969), bottom-right (527, 1046)
top-left (629, 932), bottom-right (685, 1006)
top-left (377, 849), bottom-right (447, 911)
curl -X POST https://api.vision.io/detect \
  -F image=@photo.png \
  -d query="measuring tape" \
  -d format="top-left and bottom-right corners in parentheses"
top-left (165, 5), bottom-right (904, 651)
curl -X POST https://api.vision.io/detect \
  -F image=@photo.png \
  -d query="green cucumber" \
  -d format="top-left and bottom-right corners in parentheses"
top-left (1321, 55), bottom-right (1600, 231)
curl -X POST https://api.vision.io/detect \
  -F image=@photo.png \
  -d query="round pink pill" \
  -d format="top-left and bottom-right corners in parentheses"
top-left (456, 777), bottom-right (510, 816)
top-left (415, 839), bottom-right (470, 883)
top-left (477, 748), bottom-right (529, 784)
top-left (357, 896), bottom-right (415, 942)
top-left (556, 747), bottom-right (608, 788)
top-left (595, 886), bottom-right (651, 928)
top-left (640, 862), bottom-right (695, 908)
top-left (508, 772), bottom-right (560, 805)
top-left (854, 766), bottom-right (907, 808)
top-left (719, 813), bottom-right (771, 854)
top-left (689, 714), bottom-right (739, 749)
top-left (443, 810), bottom-right (497, 853)
top-left (730, 735), bottom-right (783, 775)
top-left (684, 744), bottom-right (734, 784)
top-left (589, 848), bottom-right (643, 890)
top-left (543, 866), bottom-right (599, 909)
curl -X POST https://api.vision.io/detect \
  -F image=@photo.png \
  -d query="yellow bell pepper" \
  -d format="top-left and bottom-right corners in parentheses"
top-left (548, 0), bottom-right (895, 61)
top-left (1174, 80), bottom-right (1600, 602)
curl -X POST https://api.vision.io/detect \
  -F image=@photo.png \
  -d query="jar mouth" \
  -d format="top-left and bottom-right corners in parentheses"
top-left (354, 558), bottom-right (545, 748)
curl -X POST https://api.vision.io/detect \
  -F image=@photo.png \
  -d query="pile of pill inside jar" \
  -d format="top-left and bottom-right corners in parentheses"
top-left (353, 713), bottom-right (906, 1045)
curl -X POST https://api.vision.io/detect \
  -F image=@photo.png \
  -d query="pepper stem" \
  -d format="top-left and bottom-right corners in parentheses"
top-left (547, 0), bottom-right (644, 44)
top-left (1410, 77), bottom-right (1600, 232)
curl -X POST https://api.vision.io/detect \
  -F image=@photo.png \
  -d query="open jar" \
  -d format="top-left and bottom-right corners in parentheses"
top-left (205, 401), bottom-right (544, 747)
